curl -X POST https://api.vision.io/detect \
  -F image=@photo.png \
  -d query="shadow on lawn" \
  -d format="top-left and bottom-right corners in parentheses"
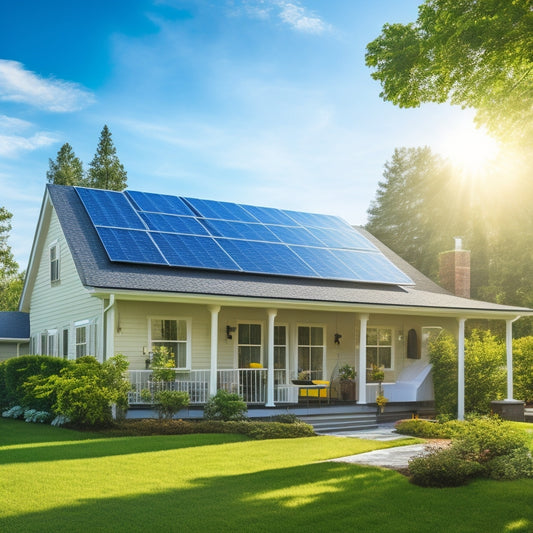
top-left (1, 461), bottom-right (532, 533)
top-left (0, 432), bottom-right (247, 465)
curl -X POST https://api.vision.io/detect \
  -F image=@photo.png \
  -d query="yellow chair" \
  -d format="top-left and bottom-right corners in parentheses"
top-left (298, 380), bottom-right (330, 399)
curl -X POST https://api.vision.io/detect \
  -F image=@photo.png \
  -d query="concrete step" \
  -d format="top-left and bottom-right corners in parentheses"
top-left (298, 412), bottom-right (378, 433)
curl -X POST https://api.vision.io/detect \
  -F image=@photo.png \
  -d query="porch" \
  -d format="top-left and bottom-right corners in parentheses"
top-left (127, 362), bottom-right (434, 407)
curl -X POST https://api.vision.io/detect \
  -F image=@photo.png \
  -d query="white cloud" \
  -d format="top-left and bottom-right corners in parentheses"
top-left (0, 132), bottom-right (57, 158)
top-left (0, 59), bottom-right (95, 112)
top-left (237, 1), bottom-right (331, 34)
top-left (0, 114), bottom-right (33, 133)
top-left (275, 1), bottom-right (330, 34)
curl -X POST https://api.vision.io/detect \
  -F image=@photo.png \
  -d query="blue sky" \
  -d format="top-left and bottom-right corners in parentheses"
top-left (1, 0), bottom-right (484, 270)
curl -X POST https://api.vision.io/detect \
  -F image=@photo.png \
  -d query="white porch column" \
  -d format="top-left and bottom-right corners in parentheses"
top-left (208, 305), bottom-right (221, 397)
top-left (266, 309), bottom-right (277, 407)
top-left (357, 314), bottom-right (369, 404)
top-left (457, 317), bottom-right (466, 421)
top-left (505, 319), bottom-right (515, 401)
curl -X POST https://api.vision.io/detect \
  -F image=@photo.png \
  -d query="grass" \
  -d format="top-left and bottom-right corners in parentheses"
top-left (1, 419), bottom-right (532, 533)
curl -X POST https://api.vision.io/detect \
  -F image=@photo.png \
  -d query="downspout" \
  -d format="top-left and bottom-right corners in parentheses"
top-left (103, 294), bottom-right (115, 362)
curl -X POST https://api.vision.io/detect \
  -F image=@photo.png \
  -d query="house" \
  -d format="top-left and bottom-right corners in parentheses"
top-left (16, 184), bottom-right (532, 420)
top-left (0, 311), bottom-right (29, 361)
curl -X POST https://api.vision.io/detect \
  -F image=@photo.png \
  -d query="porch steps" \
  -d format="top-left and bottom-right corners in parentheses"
top-left (297, 412), bottom-right (378, 434)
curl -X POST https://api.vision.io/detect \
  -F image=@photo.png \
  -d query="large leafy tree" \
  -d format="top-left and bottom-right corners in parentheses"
top-left (86, 125), bottom-right (127, 191)
top-left (46, 143), bottom-right (84, 185)
top-left (0, 207), bottom-right (23, 311)
top-left (365, 0), bottom-right (532, 143)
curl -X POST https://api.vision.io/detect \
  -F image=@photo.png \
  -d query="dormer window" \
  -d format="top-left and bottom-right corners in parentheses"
top-left (50, 242), bottom-right (60, 283)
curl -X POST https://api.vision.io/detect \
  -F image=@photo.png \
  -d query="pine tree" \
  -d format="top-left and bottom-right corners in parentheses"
top-left (0, 207), bottom-right (22, 311)
top-left (86, 125), bottom-right (127, 191)
top-left (46, 143), bottom-right (84, 185)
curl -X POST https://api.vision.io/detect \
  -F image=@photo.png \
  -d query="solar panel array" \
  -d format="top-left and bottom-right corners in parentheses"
top-left (75, 187), bottom-right (414, 285)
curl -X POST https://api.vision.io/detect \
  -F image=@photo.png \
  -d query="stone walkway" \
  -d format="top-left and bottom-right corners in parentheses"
top-left (324, 423), bottom-right (428, 470)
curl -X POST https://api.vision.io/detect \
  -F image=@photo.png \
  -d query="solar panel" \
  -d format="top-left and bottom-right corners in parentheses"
top-left (290, 246), bottom-right (358, 280)
top-left (151, 232), bottom-right (240, 270)
top-left (217, 239), bottom-right (318, 277)
top-left (241, 204), bottom-right (299, 225)
top-left (96, 227), bottom-right (167, 265)
top-left (200, 219), bottom-right (280, 242)
top-left (307, 227), bottom-right (378, 251)
top-left (140, 212), bottom-right (209, 235)
top-left (183, 197), bottom-right (259, 222)
top-left (76, 186), bottom-right (414, 285)
top-left (77, 187), bottom-right (145, 229)
top-left (266, 225), bottom-right (325, 247)
top-left (126, 190), bottom-right (194, 216)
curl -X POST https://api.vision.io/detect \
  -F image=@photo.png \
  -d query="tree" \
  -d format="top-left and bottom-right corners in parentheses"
top-left (86, 125), bottom-right (127, 191)
top-left (0, 207), bottom-right (22, 311)
top-left (366, 147), bottom-right (468, 280)
top-left (46, 143), bottom-right (84, 185)
top-left (365, 0), bottom-right (532, 143)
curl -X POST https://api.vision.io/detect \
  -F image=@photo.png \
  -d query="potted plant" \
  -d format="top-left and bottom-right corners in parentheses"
top-left (369, 364), bottom-right (385, 383)
top-left (376, 393), bottom-right (389, 414)
top-left (338, 364), bottom-right (356, 401)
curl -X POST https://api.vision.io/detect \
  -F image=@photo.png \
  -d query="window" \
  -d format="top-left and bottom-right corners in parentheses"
top-left (237, 323), bottom-right (262, 368)
top-left (75, 320), bottom-right (97, 359)
top-left (50, 243), bottom-right (60, 283)
top-left (40, 330), bottom-right (57, 356)
top-left (76, 326), bottom-right (87, 358)
top-left (366, 327), bottom-right (393, 369)
top-left (150, 318), bottom-right (189, 368)
top-left (62, 328), bottom-right (69, 359)
top-left (297, 326), bottom-right (324, 380)
top-left (274, 325), bottom-right (287, 370)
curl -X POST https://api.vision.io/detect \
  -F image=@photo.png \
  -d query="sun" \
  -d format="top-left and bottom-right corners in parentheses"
top-left (437, 120), bottom-right (501, 176)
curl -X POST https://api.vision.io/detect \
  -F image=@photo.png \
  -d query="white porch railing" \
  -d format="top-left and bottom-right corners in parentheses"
top-left (128, 368), bottom-right (294, 406)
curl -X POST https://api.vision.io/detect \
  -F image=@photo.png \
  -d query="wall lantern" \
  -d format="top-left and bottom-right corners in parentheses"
top-left (334, 333), bottom-right (342, 345)
top-left (226, 325), bottom-right (236, 339)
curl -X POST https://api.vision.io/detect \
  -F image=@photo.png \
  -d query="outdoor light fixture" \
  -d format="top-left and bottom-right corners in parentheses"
top-left (226, 325), bottom-right (236, 339)
top-left (334, 333), bottom-right (342, 345)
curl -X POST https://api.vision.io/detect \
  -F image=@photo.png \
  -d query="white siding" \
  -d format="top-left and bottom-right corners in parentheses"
top-left (28, 209), bottom-right (102, 359)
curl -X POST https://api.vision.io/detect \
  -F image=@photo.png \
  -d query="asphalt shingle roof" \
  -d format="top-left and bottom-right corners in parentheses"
top-left (0, 312), bottom-right (30, 340)
top-left (47, 184), bottom-right (531, 316)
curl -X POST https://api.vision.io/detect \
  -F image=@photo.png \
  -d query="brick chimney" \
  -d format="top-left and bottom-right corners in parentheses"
top-left (439, 237), bottom-right (471, 298)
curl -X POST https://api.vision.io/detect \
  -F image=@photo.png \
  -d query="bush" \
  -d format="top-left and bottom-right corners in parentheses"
top-left (429, 330), bottom-right (506, 416)
top-left (409, 447), bottom-right (483, 488)
top-left (2, 405), bottom-right (25, 419)
top-left (23, 409), bottom-right (53, 424)
top-left (203, 390), bottom-right (248, 421)
top-left (153, 390), bottom-right (190, 419)
top-left (2, 355), bottom-right (70, 410)
top-left (486, 448), bottom-right (533, 480)
top-left (150, 346), bottom-right (176, 382)
top-left (512, 336), bottom-right (533, 403)
top-left (106, 418), bottom-right (315, 440)
top-left (394, 419), bottom-right (465, 439)
top-left (407, 416), bottom-right (533, 487)
top-left (32, 355), bottom-right (130, 427)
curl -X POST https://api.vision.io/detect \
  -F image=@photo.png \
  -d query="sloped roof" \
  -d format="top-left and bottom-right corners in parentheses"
top-left (0, 312), bottom-right (30, 340)
top-left (45, 184), bottom-right (531, 317)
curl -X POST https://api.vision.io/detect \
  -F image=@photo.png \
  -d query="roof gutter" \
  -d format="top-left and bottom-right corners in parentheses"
top-left (86, 287), bottom-right (530, 321)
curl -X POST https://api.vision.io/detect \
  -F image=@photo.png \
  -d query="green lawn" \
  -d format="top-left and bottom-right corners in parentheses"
top-left (1, 419), bottom-right (532, 533)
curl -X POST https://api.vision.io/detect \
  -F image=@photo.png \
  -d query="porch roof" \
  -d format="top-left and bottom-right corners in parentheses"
top-left (0, 312), bottom-right (30, 341)
top-left (45, 185), bottom-right (531, 318)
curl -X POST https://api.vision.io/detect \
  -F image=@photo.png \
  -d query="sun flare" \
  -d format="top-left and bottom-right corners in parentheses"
top-left (437, 121), bottom-right (501, 176)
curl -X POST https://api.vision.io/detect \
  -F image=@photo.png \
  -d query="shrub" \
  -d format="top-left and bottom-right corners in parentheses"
top-left (429, 330), bottom-right (506, 417)
top-left (23, 409), bottom-right (53, 424)
top-left (150, 346), bottom-right (176, 382)
top-left (32, 355), bottom-right (130, 427)
top-left (153, 390), bottom-right (190, 419)
top-left (394, 419), bottom-right (465, 439)
top-left (512, 336), bottom-right (533, 403)
top-left (203, 390), bottom-right (248, 421)
top-left (2, 405), bottom-right (25, 419)
top-left (486, 448), bottom-right (533, 480)
top-left (407, 416), bottom-right (533, 487)
top-left (269, 413), bottom-right (300, 424)
top-left (409, 447), bottom-right (483, 488)
top-left (2, 355), bottom-right (70, 410)
top-left (107, 418), bottom-right (315, 439)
